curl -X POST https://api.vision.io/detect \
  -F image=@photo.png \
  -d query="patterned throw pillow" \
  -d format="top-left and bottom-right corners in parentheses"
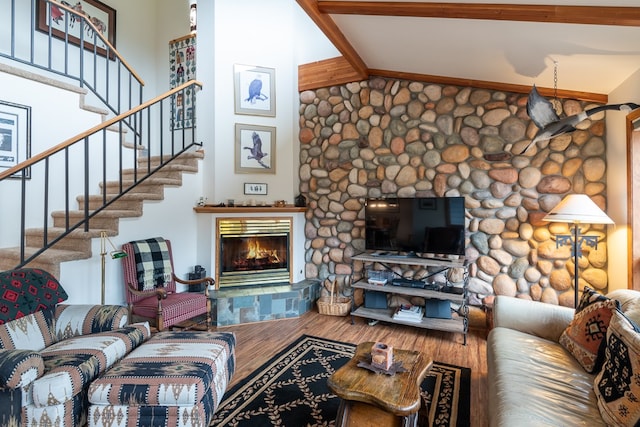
top-left (0, 269), bottom-right (68, 324)
top-left (559, 286), bottom-right (619, 373)
top-left (594, 309), bottom-right (640, 426)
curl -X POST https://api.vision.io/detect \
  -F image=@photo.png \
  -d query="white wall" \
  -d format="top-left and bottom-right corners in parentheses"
top-left (8, 0), bottom-right (337, 301)
top-left (607, 68), bottom-right (640, 291)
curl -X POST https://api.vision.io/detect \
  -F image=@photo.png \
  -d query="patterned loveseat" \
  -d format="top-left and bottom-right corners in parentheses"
top-left (0, 268), bottom-right (150, 426)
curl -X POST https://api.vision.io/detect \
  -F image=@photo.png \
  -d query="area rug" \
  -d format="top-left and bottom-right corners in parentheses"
top-left (211, 335), bottom-right (470, 426)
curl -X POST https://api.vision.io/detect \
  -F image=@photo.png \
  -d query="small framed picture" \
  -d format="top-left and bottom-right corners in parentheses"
top-left (244, 183), bottom-right (268, 195)
top-left (235, 123), bottom-right (276, 174)
top-left (0, 100), bottom-right (32, 179)
top-left (234, 64), bottom-right (275, 117)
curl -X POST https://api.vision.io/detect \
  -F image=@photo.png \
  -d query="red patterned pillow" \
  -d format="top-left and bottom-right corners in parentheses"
top-left (559, 286), bottom-right (619, 373)
top-left (0, 269), bottom-right (67, 324)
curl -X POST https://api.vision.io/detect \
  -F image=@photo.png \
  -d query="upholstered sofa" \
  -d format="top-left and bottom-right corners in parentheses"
top-left (487, 288), bottom-right (640, 426)
top-left (0, 268), bottom-right (150, 426)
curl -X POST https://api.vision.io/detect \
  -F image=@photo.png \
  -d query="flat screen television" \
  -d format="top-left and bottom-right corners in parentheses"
top-left (365, 196), bottom-right (466, 256)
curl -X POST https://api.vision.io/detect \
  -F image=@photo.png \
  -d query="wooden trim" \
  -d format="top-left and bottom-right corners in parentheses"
top-left (627, 109), bottom-right (640, 290)
top-left (368, 68), bottom-right (608, 103)
top-left (298, 57), bottom-right (364, 92)
top-left (296, 61), bottom-right (607, 102)
top-left (194, 205), bottom-right (305, 214)
top-left (317, 2), bottom-right (640, 27)
top-left (295, 0), bottom-right (368, 79)
top-left (169, 33), bottom-right (196, 45)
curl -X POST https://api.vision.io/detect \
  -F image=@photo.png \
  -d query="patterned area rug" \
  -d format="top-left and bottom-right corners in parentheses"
top-left (211, 335), bottom-right (470, 426)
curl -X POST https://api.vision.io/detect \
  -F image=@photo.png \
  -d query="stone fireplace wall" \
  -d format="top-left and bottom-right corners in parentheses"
top-left (298, 78), bottom-right (609, 308)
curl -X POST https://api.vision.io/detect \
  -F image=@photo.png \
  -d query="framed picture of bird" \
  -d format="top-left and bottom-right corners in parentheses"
top-left (234, 64), bottom-right (276, 117)
top-left (235, 123), bottom-right (276, 174)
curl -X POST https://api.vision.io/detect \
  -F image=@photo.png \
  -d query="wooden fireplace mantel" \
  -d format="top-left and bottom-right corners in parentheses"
top-left (194, 204), bottom-right (306, 214)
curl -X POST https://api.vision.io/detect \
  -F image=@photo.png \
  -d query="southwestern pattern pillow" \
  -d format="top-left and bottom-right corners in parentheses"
top-left (594, 309), bottom-right (640, 426)
top-left (0, 268), bottom-right (67, 324)
top-left (559, 286), bottom-right (619, 373)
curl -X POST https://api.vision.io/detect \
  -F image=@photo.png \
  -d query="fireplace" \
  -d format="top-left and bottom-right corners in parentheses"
top-left (216, 218), bottom-right (292, 288)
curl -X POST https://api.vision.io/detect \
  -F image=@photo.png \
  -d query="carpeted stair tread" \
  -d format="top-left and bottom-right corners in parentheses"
top-left (103, 191), bottom-right (164, 201)
top-left (0, 246), bottom-right (91, 262)
top-left (100, 177), bottom-right (181, 188)
top-left (51, 209), bottom-right (143, 219)
top-left (24, 228), bottom-right (117, 238)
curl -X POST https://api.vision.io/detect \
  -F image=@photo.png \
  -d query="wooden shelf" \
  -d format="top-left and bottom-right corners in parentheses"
top-left (352, 253), bottom-right (465, 268)
top-left (194, 205), bottom-right (306, 214)
top-left (350, 306), bottom-right (466, 334)
top-left (352, 280), bottom-right (465, 304)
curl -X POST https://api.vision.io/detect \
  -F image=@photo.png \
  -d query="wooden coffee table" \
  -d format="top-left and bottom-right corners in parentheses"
top-left (328, 342), bottom-right (432, 427)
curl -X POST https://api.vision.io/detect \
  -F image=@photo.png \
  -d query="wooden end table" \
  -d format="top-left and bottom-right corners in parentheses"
top-left (328, 342), bottom-right (433, 427)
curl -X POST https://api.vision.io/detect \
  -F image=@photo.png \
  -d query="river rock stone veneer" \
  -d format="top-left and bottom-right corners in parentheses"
top-left (298, 78), bottom-right (609, 308)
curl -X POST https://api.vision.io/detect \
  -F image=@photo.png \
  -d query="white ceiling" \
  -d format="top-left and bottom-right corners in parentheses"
top-left (313, 0), bottom-right (640, 95)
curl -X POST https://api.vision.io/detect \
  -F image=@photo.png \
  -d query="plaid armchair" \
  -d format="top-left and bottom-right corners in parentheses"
top-left (121, 237), bottom-right (214, 331)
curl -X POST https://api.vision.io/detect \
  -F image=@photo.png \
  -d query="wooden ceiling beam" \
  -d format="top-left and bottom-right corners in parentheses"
top-left (296, 0), bottom-right (368, 80)
top-left (317, 2), bottom-right (640, 27)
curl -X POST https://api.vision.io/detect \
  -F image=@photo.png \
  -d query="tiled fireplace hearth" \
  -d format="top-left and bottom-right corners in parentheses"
top-left (195, 205), bottom-right (310, 326)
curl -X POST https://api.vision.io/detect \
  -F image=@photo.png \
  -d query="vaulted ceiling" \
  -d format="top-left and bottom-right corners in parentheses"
top-left (297, 1), bottom-right (640, 102)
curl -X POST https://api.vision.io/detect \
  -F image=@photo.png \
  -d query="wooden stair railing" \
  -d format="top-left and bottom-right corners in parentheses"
top-left (0, 81), bottom-right (204, 276)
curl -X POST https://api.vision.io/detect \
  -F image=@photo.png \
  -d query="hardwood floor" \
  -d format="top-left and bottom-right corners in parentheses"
top-left (214, 309), bottom-right (489, 427)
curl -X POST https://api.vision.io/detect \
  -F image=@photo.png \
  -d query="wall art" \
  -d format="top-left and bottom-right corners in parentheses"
top-left (0, 101), bottom-right (32, 179)
top-left (234, 64), bottom-right (275, 117)
top-left (235, 123), bottom-right (275, 174)
top-left (169, 34), bottom-right (197, 130)
top-left (37, 0), bottom-right (117, 59)
top-left (244, 183), bottom-right (268, 195)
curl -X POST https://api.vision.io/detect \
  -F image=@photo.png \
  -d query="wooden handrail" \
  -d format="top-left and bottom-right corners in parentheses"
top-left (0, 80), bottom-right (202, 180)
top-left (45, 0), bottom-right (145, 86)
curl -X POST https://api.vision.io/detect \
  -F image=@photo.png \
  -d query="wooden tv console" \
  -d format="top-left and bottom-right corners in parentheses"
top-left (350, 253), bottom-right (469, 345)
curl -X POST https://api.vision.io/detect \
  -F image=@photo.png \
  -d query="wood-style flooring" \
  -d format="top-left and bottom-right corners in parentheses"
top-left (214, 309), bottom-right (489, 426)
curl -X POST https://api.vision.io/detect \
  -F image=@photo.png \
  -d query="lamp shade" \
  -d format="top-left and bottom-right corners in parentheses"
top-left (543, 194), bottom-right (614, 224)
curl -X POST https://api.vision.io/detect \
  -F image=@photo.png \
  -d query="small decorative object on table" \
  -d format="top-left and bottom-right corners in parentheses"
top-left (371, 342), bottom-right (393, 371)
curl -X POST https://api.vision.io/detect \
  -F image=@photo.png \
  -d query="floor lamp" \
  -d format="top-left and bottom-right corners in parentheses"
top-left (543, 194), bottom-right (614, 307)
top-left (100, 231), bottom-right (128, 305)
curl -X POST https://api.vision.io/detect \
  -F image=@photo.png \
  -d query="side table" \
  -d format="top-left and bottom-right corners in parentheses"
top-left (328, 342), bottom-right (432, 427)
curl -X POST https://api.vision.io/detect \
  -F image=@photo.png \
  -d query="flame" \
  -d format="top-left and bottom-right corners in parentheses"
top-left (246, 239), bottom-right (280, 263)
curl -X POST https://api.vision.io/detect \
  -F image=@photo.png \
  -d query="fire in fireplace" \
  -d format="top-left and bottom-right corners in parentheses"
top-left (216, 218), bottom-right (292, 288)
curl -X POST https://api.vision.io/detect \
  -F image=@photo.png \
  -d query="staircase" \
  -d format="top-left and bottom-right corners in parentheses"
top-left (0, 0), bottom-right (205, 279)
top-left (0, 151), bottom-right (204, 278)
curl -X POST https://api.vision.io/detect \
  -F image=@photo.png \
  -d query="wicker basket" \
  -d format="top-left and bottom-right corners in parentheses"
top-left (317, 280), bottom-right (351, 316)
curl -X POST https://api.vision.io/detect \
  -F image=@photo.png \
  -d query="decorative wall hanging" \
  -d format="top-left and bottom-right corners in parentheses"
top-left (36, 0), bottom-right (116, 59)
top-left (234, 64), bottom-right (275, 117)
top-left (0, 101), bottom-right (32, 179)
top-left (169, 34), bottom-right (196, 130)
top-left (522, 85), bottom-right (640, 154)
top-left (235, 123), bottom-right (276, 174)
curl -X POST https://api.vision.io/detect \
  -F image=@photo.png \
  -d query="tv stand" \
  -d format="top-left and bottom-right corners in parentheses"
top-left (349, 253), bottom-right (468, 344)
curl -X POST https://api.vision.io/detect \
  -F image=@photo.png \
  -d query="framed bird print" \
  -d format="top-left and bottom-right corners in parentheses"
top-left (234, 64), bottom-right (276, 117)
top-left (235, 123), bottom-right (276, 174)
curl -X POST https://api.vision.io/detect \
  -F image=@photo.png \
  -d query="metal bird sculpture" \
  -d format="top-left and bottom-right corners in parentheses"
top-left (521, 85), bottom-right (640, 154)
top-left (244, 132), bottom-right (269, 168)
top-left (245, 76), bottom-right (268, 104)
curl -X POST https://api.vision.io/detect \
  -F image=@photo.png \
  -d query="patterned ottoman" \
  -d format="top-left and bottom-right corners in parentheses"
top-left (87, 330), bottom-right (236, 427)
